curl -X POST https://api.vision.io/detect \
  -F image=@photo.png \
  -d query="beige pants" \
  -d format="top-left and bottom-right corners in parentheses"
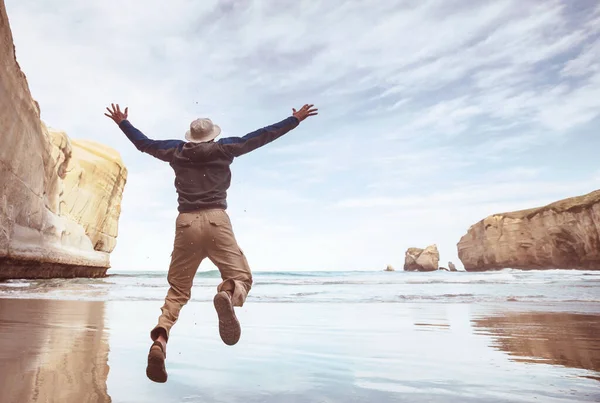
top-left (151, 209), bottom-right (252, 341)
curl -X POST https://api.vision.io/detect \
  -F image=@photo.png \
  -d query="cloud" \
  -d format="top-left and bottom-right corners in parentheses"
top-left (333, 178), bottom-right (596, 209)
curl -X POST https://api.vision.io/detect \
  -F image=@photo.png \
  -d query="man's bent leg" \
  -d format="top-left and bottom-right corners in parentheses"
top-left (204, 210), bottom-right (252, 345)
top-left (151, 213), bottom-right (206, 342)
top-left (205, 210), bottom-right (252, 307)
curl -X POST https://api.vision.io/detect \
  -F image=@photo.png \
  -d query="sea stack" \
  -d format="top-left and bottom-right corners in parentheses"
top-left (404, 245), bottom-right (439, 272)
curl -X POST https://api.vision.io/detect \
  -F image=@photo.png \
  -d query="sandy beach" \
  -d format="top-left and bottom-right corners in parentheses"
top-left (0, 292), bottom-right (599, 402)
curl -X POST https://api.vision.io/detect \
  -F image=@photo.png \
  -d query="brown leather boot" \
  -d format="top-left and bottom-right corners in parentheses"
top-left (146, 341), bottom-right (167, 383)
top-left (213, 291), bottom-right (241, 346)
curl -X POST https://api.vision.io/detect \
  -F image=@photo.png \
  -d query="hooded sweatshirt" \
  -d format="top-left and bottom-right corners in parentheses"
top-left (119, 116), bottom-right (300, 212)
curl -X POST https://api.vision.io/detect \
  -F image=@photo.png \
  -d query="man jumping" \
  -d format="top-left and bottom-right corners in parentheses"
top-left (104, 103), bottom-right (318, 383)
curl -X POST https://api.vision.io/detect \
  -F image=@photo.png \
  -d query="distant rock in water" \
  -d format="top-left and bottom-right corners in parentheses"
top-left (384, 264), bottom-right (395, 272)
top-left (404, 248), bottom-right (423, 271)
top-left (448, 262), bottom-right (457, 271)
top-left (439, 267), bottom-right (448, 271)
top-left (458, 190), bottom-right (600, 271)
top-left (0, 1), bottom-right (127, 279)
top-left (404, 245), bottom-right (439, 272)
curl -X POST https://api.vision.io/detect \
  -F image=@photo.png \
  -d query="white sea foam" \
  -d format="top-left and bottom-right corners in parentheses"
top-left (1, 281), bottom-right (31, 288)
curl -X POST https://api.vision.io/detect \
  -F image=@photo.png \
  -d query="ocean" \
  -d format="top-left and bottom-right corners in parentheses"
top-left (1, 269), bottom-right (599, 305)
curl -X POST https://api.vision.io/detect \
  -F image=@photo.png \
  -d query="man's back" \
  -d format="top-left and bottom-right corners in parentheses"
top-left (170, 142), bottom-right (234, 212)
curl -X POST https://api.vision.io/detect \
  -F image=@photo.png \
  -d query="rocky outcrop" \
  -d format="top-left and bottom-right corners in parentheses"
top-left (404, 245), bottom-right (439, 271)
top-left (458, 190), bottom-right (600, 271)
top-left (448, 262), bottom-right (457, 272)
top-left (384, 264), bottom-right (395, 272)
top-left (0, 0), bottom-right (127, 279)
top-left (404, 248), bottom-right (423, 271)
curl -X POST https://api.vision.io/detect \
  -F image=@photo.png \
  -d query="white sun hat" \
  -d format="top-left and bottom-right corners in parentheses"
top-left (185, 118), bottom-right (222, 143)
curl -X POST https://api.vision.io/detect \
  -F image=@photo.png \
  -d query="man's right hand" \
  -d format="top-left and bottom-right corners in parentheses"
top-left (292, 104), bottom-right (318, 122)
top-left (105, 103), bottom-right (129, 125)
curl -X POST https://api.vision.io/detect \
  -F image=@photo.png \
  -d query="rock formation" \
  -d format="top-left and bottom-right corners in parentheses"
top-left (0, 0), bottom-right (127, 279)
top-left (404, 248), bottom-right (423, 271)
top-left (404, 245), bottom-right (439, 271)
top-left (448, 262), bottom-right (457, 272)
top-left (458, 190), bottom-right (600, 271)
top-left (384, 264), bottom-right (395, 272)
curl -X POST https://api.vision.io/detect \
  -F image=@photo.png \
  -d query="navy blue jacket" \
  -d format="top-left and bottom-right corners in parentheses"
top-left (119, 116), bottom-right (300, 212)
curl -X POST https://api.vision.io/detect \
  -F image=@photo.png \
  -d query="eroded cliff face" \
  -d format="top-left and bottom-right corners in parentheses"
top-left (59, 137), bottom-right (127, 254)
top-left (458, 190), bottom-right (600, 271)
top-left (0, 0), bottom-right (127, 278)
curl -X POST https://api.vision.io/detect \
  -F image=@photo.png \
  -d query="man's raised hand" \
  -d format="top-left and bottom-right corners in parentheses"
top-left (104, 103), bottom-right (129, 125)
top-left (292, 104), bottom-right (318, 122)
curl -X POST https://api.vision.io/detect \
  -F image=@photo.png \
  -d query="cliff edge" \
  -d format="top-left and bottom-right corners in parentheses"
top-left (0, 0), bottom-right (127, 279)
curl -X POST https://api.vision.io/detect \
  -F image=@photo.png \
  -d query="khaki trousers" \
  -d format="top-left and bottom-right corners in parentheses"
top-left (151, 209), bottom-right (252, 341)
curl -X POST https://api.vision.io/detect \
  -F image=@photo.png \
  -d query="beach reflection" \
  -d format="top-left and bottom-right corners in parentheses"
top-left (0, 299), bottom-right (111, 403)
top-left (473, 311), bottom-right (600, 376)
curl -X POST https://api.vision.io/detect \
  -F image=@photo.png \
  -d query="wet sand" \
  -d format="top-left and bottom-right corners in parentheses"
top-left (0, 299), bottom-right (599, 402)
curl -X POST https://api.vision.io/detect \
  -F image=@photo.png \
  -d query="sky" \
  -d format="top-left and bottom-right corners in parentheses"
top-left (5, 0), bottom-right (600, 272)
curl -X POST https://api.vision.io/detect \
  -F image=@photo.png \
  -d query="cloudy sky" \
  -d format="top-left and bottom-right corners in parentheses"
top-left (5, 0), bottom-right (600, 272)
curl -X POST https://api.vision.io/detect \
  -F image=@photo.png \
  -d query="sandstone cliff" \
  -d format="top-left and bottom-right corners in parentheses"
top-left (458, 190), bottom-right (600, 271)
top-left (0, 0), bottom-right (127, 278)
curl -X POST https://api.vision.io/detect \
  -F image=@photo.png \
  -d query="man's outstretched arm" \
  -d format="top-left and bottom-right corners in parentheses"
top-left (105, 103), bottom-right (183, 162)
top-left (218, 104), bottom-right (318, 158)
